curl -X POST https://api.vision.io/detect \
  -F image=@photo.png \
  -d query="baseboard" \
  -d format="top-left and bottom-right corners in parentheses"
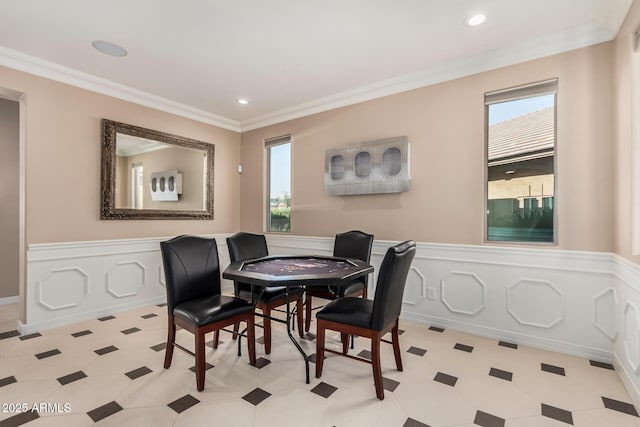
top-left (0, 296), bottom-right (18, 306)
top-left (402, 312), bottom-right (614, 363)
top-left (615, 352), bottom-right (640, 410)
top-left (18, 295), bottom-right (165, 335)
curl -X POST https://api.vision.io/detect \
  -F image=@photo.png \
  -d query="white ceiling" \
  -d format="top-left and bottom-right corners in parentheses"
top-left (0, 0), bottom-right (633, 132)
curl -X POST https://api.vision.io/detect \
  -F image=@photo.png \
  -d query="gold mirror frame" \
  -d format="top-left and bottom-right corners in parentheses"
top-left (101, 119), bottom-right (214, 220)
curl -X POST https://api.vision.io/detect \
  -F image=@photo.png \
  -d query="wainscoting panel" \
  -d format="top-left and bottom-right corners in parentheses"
top-left (21, 235), bottom-right (233, 334)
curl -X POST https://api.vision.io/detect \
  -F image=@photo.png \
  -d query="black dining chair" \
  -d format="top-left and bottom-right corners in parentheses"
top-left (160, 235), bottom-right (256, 391)
top-left (226, 232), bottom-right (305, 354)
top-left (315, 240), bottom-right (416, 400)
top-left (304, 230), bottom-right (374, 333)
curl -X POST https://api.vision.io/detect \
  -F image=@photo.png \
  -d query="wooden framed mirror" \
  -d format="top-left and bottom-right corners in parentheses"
top-left (101, 119), bottom-right (214, 219)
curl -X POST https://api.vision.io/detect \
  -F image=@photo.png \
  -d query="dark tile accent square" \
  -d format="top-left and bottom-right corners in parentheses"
top-left (0, 410), bottom-right (40, 426)
top-left (71, 329), bottom-right (92, 337)
top-left (95, 345), bottom-right (118, 355)
top-left (403, 417), bottom-right (431, 427)
top-left (168, 394), bottom-right (200, 414)
top-left (498, 341), bottom-right (518, 349)
top-left (541, 403), bottom-right (573, 425)
top-left (157, 303), bottom-right (167, 307)
top-left (19, 332), bottom-right (41, 341)
top-left (126, 366), bottom-right (153, 380)
top-left (242, 388), bottom-right (271, 406)
top-left (256, 336), bottom-right (265, 344)
top-left (57, 370), bottom-right (87, 385)
top-left (489, 368), bottom-right (513, 382)
top-left (301, 333), bottom-right (316, 341)
top-left (0, 330), bottom-right (20, 340)
top-left (590, 360), bottom-right (615, 370)
top-left (398, 329), bottom-right (405, 335)
top-left (98, 315), bottom-right (115, 322)
top-left (357, 350), bottom-right (372, 360)
top-left (541, 363), bottom-right (565, 376)
top-left (0, 376), bottom-right (17, 388)
top-left (474, 410), bottom-right (506, 427)
top-left (35, 349), bottom-right (61, 359)
top-left (433, 372), bottom-right (458, 387)
top-left (121, 327), bottom-right (141, 335)
top-left (141, 313), bottom-right (158, 319)
top-left (87, 401), bottom-right (123, 422)
top-left (150, 343), bottom-right (166, 352)
top-left (602, 396), bottom-right (639, 417)
top-left (454, 343), bottom-right (474, 353)
top-left (188, 363), bottom-right (214, 373)
top-left (254, 357), bottom-right (271, 369)
top-left (429, 326), bottom-right (444, 333)
top-left (310, 381), bottom-right (337, 398)
top-left (407, 346), bottom-right (427, 356)
top-left (382, 377), bottom-right (400, 392)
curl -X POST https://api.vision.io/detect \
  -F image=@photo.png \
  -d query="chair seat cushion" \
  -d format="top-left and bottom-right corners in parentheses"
top-left (237, 283), bottom-right (304, 303)
top-left (330, 279), bottom-right (366, 297)
top-left (316, 297), bottom-right (373, 329)
top-left (173, 295), bottom-right (254, 327)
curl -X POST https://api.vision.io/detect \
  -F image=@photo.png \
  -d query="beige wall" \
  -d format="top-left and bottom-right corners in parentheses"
top-left (614, 0), bottom-right (640, 262)
top-left (0, 98), bottom-right (19, 297)
top-left (241, 43), bottom-right (614, 251)
top-left (0, 65), bottom-right (241, 244)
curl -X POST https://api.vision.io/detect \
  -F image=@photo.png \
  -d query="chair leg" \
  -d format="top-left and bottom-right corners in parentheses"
top-left (392, 319), bottom-right (403, 371)
top-left (232, 322), bottom-right (240, 340)
top-left (297, 296), bottom-right (304, 338)
top-left (246, 316), bottom-right (256, 366)
top-left (305, 294), bottom-right (313, 332)
top-left (213, 330), bottom-right (220, 349)
top-left (195, 328), bottom-right (206, 392)
top-left (371, 332), bottom-right (384, 400)
top-left (164, 315), bottom-right (176, 369)
top-left (341, 333), bottom-right (349, 355)
top-left (315, 320), bottom-right (326, 378)
top-left (263, 306), bottom-right (272, 355)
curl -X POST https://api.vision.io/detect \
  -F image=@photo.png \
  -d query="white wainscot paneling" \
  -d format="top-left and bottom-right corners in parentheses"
top-left (22, 234), bottom-right (233, 334)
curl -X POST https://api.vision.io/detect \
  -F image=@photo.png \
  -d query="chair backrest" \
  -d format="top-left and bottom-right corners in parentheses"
top-left (333, 230), bottom-right (374, 262)
top-left (160, 235), bottom-right (221, 313)
top-left (226, 232), bottom-right (269, 263)
top-left (370, 241), bottom-right (416, 331)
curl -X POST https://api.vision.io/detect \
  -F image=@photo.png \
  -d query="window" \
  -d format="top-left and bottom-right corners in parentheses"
top-left (266, 135), bottom-right (291, 232)
top-left (485, 79), bottom-right (557, 243)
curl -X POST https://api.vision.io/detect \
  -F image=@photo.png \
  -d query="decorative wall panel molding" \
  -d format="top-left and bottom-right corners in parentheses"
top-left (506, 279), bottom-right (564, 328)
top-left (23, 234), bottom-right (233, 334)
top-left (593, 287), bottom-right (618, 341)
top-left (625, 302), bottom-right (640, 374)
top-left (106, 261), bottom-right (146, 298)
top-left (403, 267), bottom-right (425, 306)
top-left (440, 271), bottom-right (486, 316)
top-left (37, 267), bottom-right (89, 311)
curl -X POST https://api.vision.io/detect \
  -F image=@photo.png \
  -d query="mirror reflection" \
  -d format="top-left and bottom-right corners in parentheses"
top-left (101, 119), bottom-right (214, 220)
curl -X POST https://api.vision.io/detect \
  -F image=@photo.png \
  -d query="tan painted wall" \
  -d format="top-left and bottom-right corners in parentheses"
top-left (613, 0), bottom-right (640, 262)
top-left (241, 43), bottom-right (614, 251)
top-left (0, 98), bottom-right (19, 297)
top-left (0, 65), bottom-right (241, 244)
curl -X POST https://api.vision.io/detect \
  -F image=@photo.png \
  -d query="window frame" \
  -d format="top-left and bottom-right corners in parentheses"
top-left (265, 135), bottom-right (292, 233)
top-left (484, 79), bottom-right (559, 245)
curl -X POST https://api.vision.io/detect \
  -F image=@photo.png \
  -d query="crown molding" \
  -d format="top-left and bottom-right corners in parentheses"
top-left (0, 45), bottom-right (242, 132)
top-left (0, 19), bottom-right (619, 134)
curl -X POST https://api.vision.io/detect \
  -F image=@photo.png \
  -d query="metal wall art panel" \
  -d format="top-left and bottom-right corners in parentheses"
top-left (324, 136), bottom-right (410, 196)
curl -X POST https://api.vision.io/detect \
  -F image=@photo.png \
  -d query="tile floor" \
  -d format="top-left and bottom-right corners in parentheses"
top-left (0, 303), bottom-right (639, 426)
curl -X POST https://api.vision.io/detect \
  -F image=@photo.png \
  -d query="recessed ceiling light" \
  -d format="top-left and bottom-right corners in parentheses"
top-left (465, 14), bottom-right (486, 27)
top-left (92, 40), bottom-right (127, 57)
top-left (238, 98), bottom-right (249, 105)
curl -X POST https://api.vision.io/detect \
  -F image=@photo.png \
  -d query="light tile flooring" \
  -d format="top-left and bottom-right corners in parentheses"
top-left (0, 303), bottom-right (639, 426)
